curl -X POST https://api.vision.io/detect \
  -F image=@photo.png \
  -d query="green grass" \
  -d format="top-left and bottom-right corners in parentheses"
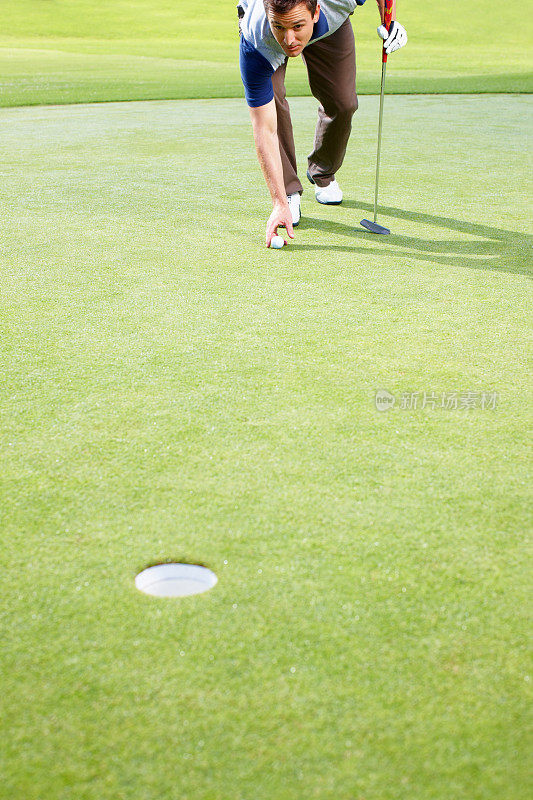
top-left (1, 94), bottom-right (532, 799)
top-left (0, 0), bottom-right (531, 106)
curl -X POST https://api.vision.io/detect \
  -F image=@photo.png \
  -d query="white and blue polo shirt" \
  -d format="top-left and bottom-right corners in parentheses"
top-left (239, 0), bottom-right (367, 107)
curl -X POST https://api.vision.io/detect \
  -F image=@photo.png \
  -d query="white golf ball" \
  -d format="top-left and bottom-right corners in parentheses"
top-left (270, 235), bottom-right (285, 249)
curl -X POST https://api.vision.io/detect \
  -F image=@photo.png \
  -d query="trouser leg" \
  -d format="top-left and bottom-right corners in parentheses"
top-left (271, 59), bottom-right (303, 195)
top-left (302, 18), bottom-right (358, 188)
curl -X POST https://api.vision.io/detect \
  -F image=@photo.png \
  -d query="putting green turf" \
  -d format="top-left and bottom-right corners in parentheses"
top-left (0, 0), bottom-right (531, 106)
top-left (1, 94), bottom-right (532, 799)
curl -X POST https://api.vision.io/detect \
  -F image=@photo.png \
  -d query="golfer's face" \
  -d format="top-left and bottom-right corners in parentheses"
top-left (268, 3), bottom-right (320, 57)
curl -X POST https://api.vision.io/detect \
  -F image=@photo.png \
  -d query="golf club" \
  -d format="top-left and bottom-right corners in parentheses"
top-left (361, 0), bottom-right (394, 235)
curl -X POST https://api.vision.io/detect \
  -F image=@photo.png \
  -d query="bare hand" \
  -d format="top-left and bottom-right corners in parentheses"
top-left (266, 201), bottom-right (294, 247)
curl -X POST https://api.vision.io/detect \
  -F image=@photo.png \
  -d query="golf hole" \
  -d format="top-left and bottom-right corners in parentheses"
top-left (135, 563), bottom-right (218, 598)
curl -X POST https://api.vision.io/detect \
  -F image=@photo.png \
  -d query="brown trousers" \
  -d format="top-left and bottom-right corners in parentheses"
top-left (271, 17), bottom-right (358, 194)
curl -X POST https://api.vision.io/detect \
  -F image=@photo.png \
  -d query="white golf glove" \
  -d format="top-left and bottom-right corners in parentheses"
top-left (377, 20), bottom-right (408, 54)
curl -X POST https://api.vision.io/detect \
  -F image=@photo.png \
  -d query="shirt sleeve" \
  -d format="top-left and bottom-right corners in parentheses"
top-left (239, 35), bottom-right (275, 108)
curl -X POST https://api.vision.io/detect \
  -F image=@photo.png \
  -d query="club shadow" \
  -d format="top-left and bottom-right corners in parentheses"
top-left (297, 205), bottom-right (532, 277)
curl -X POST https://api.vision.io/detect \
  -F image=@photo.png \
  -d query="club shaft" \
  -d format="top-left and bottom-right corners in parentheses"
top-left (373, 60), bottom-right (387, 223)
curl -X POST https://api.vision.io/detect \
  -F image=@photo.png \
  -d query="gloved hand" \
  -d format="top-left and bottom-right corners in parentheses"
top-left (377, 20), bottom-right (408, 54)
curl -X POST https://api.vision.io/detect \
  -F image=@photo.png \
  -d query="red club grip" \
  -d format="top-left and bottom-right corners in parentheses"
top-left (383, 0), bottom-right (394, 63)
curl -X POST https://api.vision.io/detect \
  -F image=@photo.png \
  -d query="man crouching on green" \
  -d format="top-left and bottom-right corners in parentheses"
top-left (238, 0), bottom-right (407, 246)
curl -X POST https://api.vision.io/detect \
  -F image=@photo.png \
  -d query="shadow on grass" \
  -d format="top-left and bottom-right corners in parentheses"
top-left (293, 201), bottom-right (532, 277)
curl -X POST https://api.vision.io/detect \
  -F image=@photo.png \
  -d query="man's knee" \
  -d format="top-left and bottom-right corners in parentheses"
top-left (338, 95), bottom-right (358, 117)
top-left (325, 94), bottom-right (358, 119)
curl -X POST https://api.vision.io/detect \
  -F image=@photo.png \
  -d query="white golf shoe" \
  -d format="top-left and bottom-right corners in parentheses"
top-left (287, 192), bottom-right (301, 226)
top-left (314, 180), bottom-right (343, 205)
top-left (307, 169), bottom-right (343, 205)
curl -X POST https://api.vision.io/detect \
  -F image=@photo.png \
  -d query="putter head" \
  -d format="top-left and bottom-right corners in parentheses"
top-left (361, 219), bottom-right (390, 235)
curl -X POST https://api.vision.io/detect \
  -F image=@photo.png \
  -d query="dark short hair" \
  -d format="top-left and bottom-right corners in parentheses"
top-left (264, 0), bottom-right (318, 17)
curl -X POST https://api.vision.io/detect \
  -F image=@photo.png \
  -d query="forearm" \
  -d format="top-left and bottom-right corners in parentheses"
top-left (249, 103), bottom-right (287, 205)
top-left (253, 131), bottom-right (286, 203)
